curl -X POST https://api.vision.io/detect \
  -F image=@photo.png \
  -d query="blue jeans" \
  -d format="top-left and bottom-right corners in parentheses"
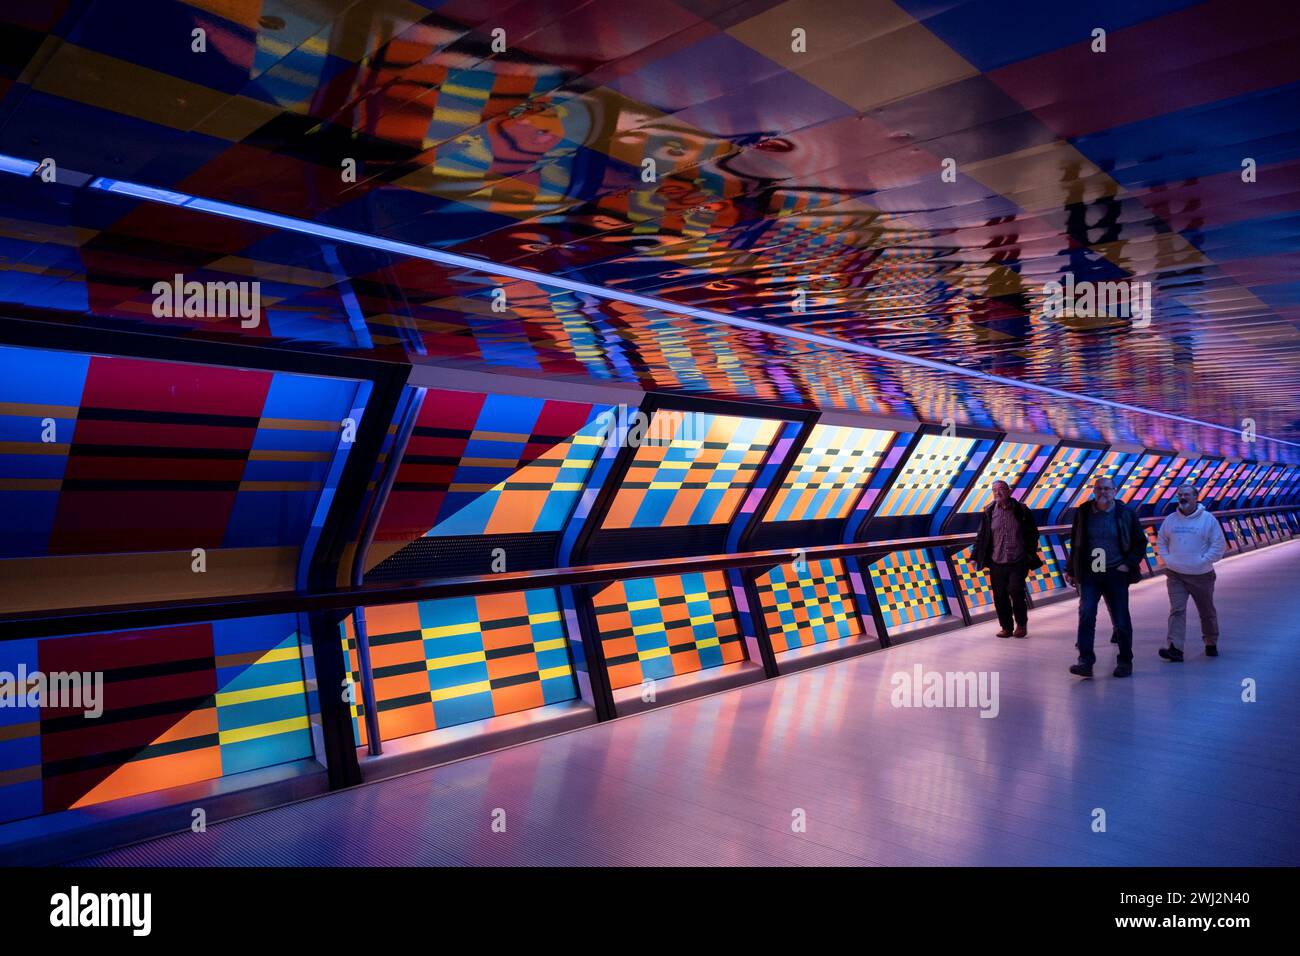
top-left (1076, 570), bottom-right (1133, 666)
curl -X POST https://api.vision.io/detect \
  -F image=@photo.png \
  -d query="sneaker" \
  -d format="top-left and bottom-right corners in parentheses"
top-left (1012, 625), bottom-right (1028, 638)
top-left (1158, 645), bottom-right (1184, 662)
top-left (996, 629), bottom-right (1011, 638)
top-left (1205, 645), bottom-right (1219, 657)
top-left (1113, 663), bottom-right (1133, 678)
top-left (1069, 663), bottom-right (1093, 678)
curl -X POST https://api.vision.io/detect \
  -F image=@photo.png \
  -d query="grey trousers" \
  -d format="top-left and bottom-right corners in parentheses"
top-left (1166, 568), bottom-right (1219, 650)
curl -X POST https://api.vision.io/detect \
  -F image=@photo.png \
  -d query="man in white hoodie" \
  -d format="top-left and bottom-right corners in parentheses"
top-left (1157, 483), bottom-right (1227, 661)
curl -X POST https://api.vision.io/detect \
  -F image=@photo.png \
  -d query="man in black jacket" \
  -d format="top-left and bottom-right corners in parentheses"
top-left (973, 481), bottom-right (1042, 638)
top-left (1064, 476), bottom-right (1147, 678)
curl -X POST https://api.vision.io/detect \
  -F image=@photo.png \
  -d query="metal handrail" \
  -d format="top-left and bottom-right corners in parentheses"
top-left (1, 505), bottom-right (1293, 641)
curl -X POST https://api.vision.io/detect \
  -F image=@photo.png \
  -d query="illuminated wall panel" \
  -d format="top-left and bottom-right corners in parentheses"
top-left (602, 411), bottom-right (781, 529)
top-left (753, 558), bottom-right (863, 653)
top-left (375, 389), bottom-right (611, 542)
top-left (951, 546), bottom-right (994, 612)
top-left (1118, 453), bottom-right (1163, 502)
top-left (1072, 451), bottom-right (1132, 506)
top-left (875, 434), bottom-right (977, 518)
top-left (762, 424), bottom-right (893, 522)
top-left (1026, 536), bottom-right (1066, 594)
top-left (592, 571), bottom-right (743, 689)
top-left (1199, 460), bottom-right (1235, 504)
top-left (0, 345), bottom-right (363, 559)
top-left (341, 589), bottom-right (577, 745)
top-left (959, 441), bottom-right (1040, 513)
top-left (1022, 446), bottom-right (1092, 512)
top-left (1144, 525), bottom-right (1165, 571)
top-left (867, 549), bottom-right (949, 629)
top-left (0, 615), bottom-right (313, 826)
top-left (1143, 456), bottom-right (1191, 506)
top-left (1222, 462), bottom-right (1255, 505)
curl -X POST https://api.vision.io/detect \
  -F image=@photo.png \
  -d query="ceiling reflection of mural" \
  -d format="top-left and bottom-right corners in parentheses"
top-left (1, 0), bottom-right (1299, 459)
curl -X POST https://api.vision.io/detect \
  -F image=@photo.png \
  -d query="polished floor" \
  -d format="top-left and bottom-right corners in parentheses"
top-left (77, 542), bottom-right (1300, 866)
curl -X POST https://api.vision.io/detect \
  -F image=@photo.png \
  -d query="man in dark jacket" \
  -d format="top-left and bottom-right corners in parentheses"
top-left (973, 481), bottom-right (1042, 638)
top-left (1064, 476), bottom-right (1147, 678)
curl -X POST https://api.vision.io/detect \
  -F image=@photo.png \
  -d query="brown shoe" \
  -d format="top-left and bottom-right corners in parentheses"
top-left (1012, 625), bottom-right (1028, 638)
top-left (996, 629), bottom-right (1011, 638)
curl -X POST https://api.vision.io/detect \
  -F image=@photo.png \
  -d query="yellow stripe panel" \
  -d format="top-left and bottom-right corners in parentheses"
top-left (0, 402), bottom-right (78, 418)
top-left (430, 680), bottom-right (491, 702)
top-left (258, 417), bottom-right (343, 432)
top-left (219, 714), bottom-right (310, 746)
top-left (427, 651), bottom-right (487, 670)
top-left (216, 680), bottom-right (305, 708)
top-left (423, 621), bottom-right (480, 640)
top-left (247, 449), bottom-right (332, 462)
top-left (238, 481), bottom-right (320, 492)
top-left (215, 646), bottom-right (300, 669)
top-left (0, 478), bottom-right (62, 491)
top-left (538, 665), bottom-right (572, 681)
top-left (0, 442), bottom-right (70, 455)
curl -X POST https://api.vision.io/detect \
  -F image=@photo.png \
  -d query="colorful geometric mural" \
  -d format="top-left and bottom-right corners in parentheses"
top-left (1143, 456), bottom-right (1191, 507)
top-left (753, 558), bottom-right (863, 653)
top-left (959, 441), bottom-right (1041, 513)
top-left (1118, 453), bottom-right (1168, 503)
top-left (340, 589), bottom-right (577, 745)
top-left (867, 549), bottom-right (950, 629)
top-left (374, 389), bottom-right (611, 543)
top-left (1144, 525), bottom-right (1165, 571)
top-left (762, 424), bottom-right (894, 522)
top-left (1072, 451), bottom-right (1133, 506)
top-left (875, 434), bottom-right (977, 518)
top-left (591, 571), bottom-right (743, 689)
top-left (0, 344), bottom-right (363, 558)
top-left (0, 615), bottom-right (313, 826)
top-left (1026, 536), bottom-right (1067, 594)
top-left (951, 546), bottom-right (994, 612)
top-left (1022, 446), bottom-right (1094, 512)
top-left (601, 411), bottom-right (782, 528)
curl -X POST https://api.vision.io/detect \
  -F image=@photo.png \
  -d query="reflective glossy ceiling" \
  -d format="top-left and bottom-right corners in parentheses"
top-left (2, 0), bottom-right (1299, 450)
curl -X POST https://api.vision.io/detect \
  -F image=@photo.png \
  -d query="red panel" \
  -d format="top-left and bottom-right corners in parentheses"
top-left (79, 355), bottom-right (271, 418)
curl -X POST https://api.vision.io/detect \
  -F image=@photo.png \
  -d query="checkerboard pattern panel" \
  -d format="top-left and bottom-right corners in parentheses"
top-left (959, 441), bottom-right (1041, 513)
top-left (763, 424), bottom-right (894, 522)
top-left (1022, 446), bottom-right (1091, 512)
top-left (376, 389), bottom-right (610, 543)
top-left (951, 546), bottom-right (994, 611)
top-left (1143, 456), bottom-right (1192, 506)
top-left (340, 588), bottom-right (577, 745)
top-left (601, 412), bottom-right (782, 529)
top-left (958, 441), bottom-right (1037, 512)
top-left (1118, 453), bottom-right (1166, 503)
top-left (1026, 536), bottom-right (1066, 594)
top-left (753, 558), bottom-right (862, 653)
top-left (0, 344), bottom-right (362, 558)
top-left (591, 571), bottom-right (743, 689)
top-left (0, 615), bottom-right (312, 827)
top-left (868, 549), bottom-right (949, 629)
top-left (1072, 451), bottom-right (1132, 506)
top-left (875, 434), bottom-right (977, 518)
